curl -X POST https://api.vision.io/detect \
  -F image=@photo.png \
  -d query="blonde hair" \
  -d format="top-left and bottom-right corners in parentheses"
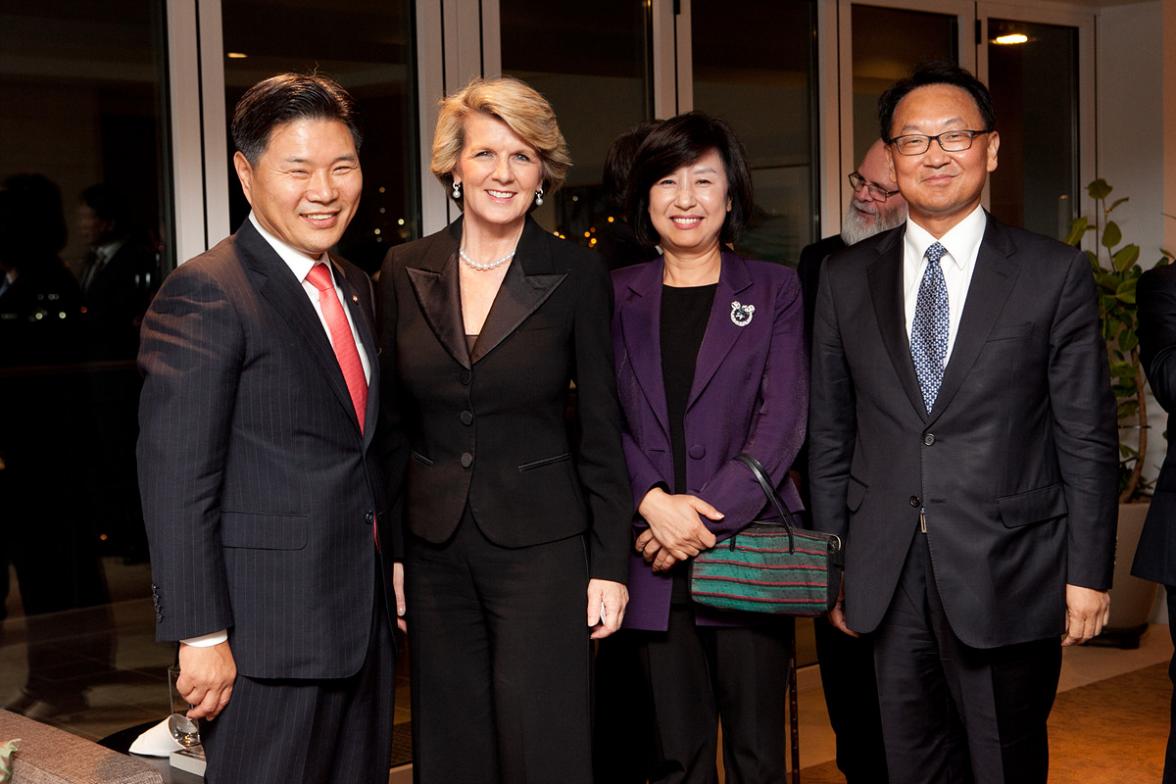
top-left (431, 77), bottom-right (572, 195)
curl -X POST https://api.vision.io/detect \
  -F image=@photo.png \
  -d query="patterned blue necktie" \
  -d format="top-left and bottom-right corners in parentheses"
top-left (910, 242), bottom-right (949, 414)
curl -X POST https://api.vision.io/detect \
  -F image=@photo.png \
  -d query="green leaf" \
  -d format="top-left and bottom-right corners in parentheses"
top-left (1107, 196), bottom-right (1130, 214)
top-left (1113, 244), bottom-right (1140, 272)
top-left (1066, 216), bottom-right (1089, 246)
top-left (1102, 221), bottom-right (1122, 249)
top-left (1120, 330), bottom-right (1139, 352)
top-left (1087, 178), bottom-right (1113, 200)
top-left (1118, 400), bottom-right (1140, 419)
top-left (1116, 277), bottom-right (1138, 303)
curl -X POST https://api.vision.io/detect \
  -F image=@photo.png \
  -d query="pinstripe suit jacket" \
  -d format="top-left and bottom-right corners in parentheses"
top-left (137, 219), bottom-right (392, 680)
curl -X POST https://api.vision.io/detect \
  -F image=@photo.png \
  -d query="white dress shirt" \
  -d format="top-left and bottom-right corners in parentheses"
top-left (182, 214), bottom-right (371, 649)
top-left (902, 205), bottom-right (987, 362)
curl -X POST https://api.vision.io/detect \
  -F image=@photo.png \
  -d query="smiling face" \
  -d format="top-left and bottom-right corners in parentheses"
top-left (647, 148), bottom-right (730, 259)
top-left (843, 139), bottom-right (907, 244)
top-left (451, 111), bottom-right (543, 233)
top-left (887, 83), bottom-right (999, 236)
top-left (234, 117), bottom-right (362, 259)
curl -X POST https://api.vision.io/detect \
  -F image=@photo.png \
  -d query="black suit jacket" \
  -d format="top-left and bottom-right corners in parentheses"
top-left (377, 217), bottom-right (631, 583)
top-left (137, 219), bottom-right (392, 679)
top-left (797, 233), bottom-right (846, 344)
top-left (809, 215), bottom-right (1118, 648)
top-left (84, 239), bottom-right (159, 360)
top-left (1132, 263), bottom-right (1176, 585)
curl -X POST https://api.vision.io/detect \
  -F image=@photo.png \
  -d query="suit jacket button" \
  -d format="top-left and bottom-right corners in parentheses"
top-left (460, 410), bottom-right (474, 425)
top-left (923, 433), bottom-right (936, 446)
top-left (909, 495), bottom-right (921, 507)
top-left (460, 370), bottom-right (472, 386)
top-left (365, 511), bottom-right (374, 524)
top-left (688, 444), bottom-right (706, 459)
top-left (461, 452), bottom-right (474, 468)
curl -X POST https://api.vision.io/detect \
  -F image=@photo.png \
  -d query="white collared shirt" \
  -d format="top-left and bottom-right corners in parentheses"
top-left (902, 205), bottom-right (987, 361)
top-left (181, 215), bottom-right (372, 650)
top-left (248, 212), bottom-right (371, 383)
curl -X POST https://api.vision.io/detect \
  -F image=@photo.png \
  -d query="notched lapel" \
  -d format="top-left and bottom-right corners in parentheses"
top-left (687, 253), bottom-right (753, 410)
top-left (470, 259), bottom-right (567, 364)
top-left (867, 231), bottom-right (928, 422)
top-left (406, 244), bottom-right (471, 370)
top-left (236, 222), bottom-right (361, 432)
top-left (620, 261), bottom-right (669, 437)
top-left (926, 220), bottom-right (1019, 426)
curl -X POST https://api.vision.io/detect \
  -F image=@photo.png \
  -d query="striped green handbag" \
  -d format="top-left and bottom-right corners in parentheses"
top-left (690, 454), bottom-right (844, 616)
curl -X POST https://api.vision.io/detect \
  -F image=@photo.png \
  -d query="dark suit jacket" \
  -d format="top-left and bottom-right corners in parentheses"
top-left (1132, 263), bottom-right (1176, 585)
top-left (797, 233), bottom-right (846, 343)
top-left (83, 239), bottom-right (159, 360)
top-left (809, 214), bottom-right (1118, 649)
top-left (137, 219), bottom-right (392, 680)
top-left (612, 253), bottom-right (808, 630)
top-left (377, 217), bottom-right (631, 583)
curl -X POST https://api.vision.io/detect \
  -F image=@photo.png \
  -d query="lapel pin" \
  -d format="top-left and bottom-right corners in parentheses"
top-left (351, 294), bottom-right (359, 303)
top-left (730, 301), bottom-right (755, 327)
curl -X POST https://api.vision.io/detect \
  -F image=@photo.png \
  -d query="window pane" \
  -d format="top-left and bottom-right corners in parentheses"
top-left (691, 0), bottom-right (818, 264)
top-left (0, 0), bottom-right (172, 739)
top-left (852, 4), bottom-right (958, 159)
top-left (500, 0), bottom-right (652, 254)
top-left (987, 19), bottom-right (1079, 239)
top-left (222, 0), bottom-right (420, 273)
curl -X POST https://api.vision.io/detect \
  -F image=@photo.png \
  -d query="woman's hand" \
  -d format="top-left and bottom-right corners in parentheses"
top-left (587, 579), bottom-right (628, 639)
top-left (636, 488), bottom-right (722, 562)
top-left (633, 530), bottom-right (680, 573)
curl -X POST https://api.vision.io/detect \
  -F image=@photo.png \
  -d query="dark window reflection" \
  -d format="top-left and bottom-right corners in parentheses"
top-left (222, 0), bottom-right (420, 274)
top-left (691, 0), bottom-right (818, 264)
top-left (500, 0), bottom-right (653, 253)
top-left (0, 0), bottom-right (171, 735)
top-left (987, 19), bottom-right (1079, 239)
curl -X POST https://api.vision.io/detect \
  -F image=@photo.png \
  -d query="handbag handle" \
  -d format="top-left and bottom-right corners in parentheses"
top-left (735, 453), bottom-right (800, 549)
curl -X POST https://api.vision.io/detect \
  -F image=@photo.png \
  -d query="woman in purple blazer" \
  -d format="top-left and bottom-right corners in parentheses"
top-left (610, 112), bottom-right (808, 783)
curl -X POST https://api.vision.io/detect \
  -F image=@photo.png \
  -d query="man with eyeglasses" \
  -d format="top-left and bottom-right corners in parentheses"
top-left (808, 62), bottom-right (1117, 783)
top-left (796, 137), bottom-right (905, 784)
top-left (799, 138), bottom-right (907, 342)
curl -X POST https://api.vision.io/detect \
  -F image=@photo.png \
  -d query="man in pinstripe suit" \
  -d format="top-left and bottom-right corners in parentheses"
top-left (137, 73), bottom-right (400, 783)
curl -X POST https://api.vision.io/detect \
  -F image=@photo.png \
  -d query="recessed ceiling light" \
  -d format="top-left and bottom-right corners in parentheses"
top-left (227, 52), bottom-right (248, 59)
top-left (992, 33), bottom-right (1029, 45)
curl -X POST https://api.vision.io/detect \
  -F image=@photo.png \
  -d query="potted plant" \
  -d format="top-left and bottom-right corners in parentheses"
top-left (1068, 177), bottom-right (1172, 646)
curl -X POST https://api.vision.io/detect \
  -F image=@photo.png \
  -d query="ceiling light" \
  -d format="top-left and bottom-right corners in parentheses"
top-left (991, 33), bottom-right (1028, 45)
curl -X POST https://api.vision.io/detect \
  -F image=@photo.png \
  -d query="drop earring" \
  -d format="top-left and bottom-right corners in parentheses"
top-left (452, 181), bottom-right (463, 200)
top-left (534, 186), bottom-right (544, 207)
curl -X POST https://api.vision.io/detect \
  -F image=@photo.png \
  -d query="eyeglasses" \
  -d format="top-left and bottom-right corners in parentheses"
top-left (847, 171), bottom-right (900, 202)
top-left (888, 129), bottom-right (991, 156)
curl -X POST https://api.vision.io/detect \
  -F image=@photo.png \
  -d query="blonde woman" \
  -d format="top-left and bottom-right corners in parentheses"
top-left (377, 77), bottom-right (630, 782)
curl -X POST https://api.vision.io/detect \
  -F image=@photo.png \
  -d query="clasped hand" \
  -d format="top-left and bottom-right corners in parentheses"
top-left (635, 487), bottom-right (722, 572)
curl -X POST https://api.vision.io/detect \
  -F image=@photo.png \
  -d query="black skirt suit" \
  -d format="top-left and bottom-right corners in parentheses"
top-left (377, 216), bottom-right (631, 783)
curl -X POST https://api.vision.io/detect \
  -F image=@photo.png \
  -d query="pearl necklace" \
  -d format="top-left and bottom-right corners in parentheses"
top-left (459, 247), bottom-right (516, 271)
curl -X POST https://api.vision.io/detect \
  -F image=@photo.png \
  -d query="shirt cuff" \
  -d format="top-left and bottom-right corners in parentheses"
top-left (181, 630), bottom-right (228, 647)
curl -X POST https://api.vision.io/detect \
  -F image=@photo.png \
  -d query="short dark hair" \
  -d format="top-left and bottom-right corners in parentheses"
top-left (80, 183), bottom-right (127, 227)
top-left (602, 121), bottom-right (661, 212)
top-left (878, 61), bottom-right (996, 142)
top-left (232, 73), bottom-right (362, 163)
top-left (626, 112), bottom-right (753, 248)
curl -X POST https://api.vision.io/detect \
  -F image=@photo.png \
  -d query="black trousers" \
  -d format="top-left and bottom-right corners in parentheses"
top-left (406, 513), bottom-right (592, 784)
top-left (1163, 585), bottom-right (1176, 784)
top-left (635, 604), bottom-right (792, 784)
top-left (813, 616), bottom-right (888, 783)
top-left (200, 552), bottom-right (395, 784)
top-left (873, 533), bottom-right (1061, 784)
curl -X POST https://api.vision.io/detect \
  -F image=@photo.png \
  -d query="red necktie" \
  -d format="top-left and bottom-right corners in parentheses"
top-left (306, 263), bottom-right (368, 431)
top-left (307, 263), bottom-right (379, 548)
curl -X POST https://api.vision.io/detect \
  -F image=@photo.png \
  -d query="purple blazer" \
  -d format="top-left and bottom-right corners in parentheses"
top-left (612, 252), bottom-right (808, 631)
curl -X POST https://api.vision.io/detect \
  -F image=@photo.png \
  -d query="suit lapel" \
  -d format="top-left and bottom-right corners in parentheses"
top-left (405, 223), bottom-right (471, 369)
top-left (687, 252), bottom-right (754, 411)
top-left (620, 259), bottom-right (670, 437)
top-left (470, 218), bottom-right (567, 364)
top-left (236, 220), bottom-right (362, 433)
top-left (925, 217), bottom-right (1019, 427)
top-left (867, 228), bottom-right (929, 423)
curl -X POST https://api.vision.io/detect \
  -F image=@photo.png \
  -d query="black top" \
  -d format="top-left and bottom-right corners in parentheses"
top-left (660, 283), bottom-right (717, 602)
top-left (660, 283), bottom-right (718, 493)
